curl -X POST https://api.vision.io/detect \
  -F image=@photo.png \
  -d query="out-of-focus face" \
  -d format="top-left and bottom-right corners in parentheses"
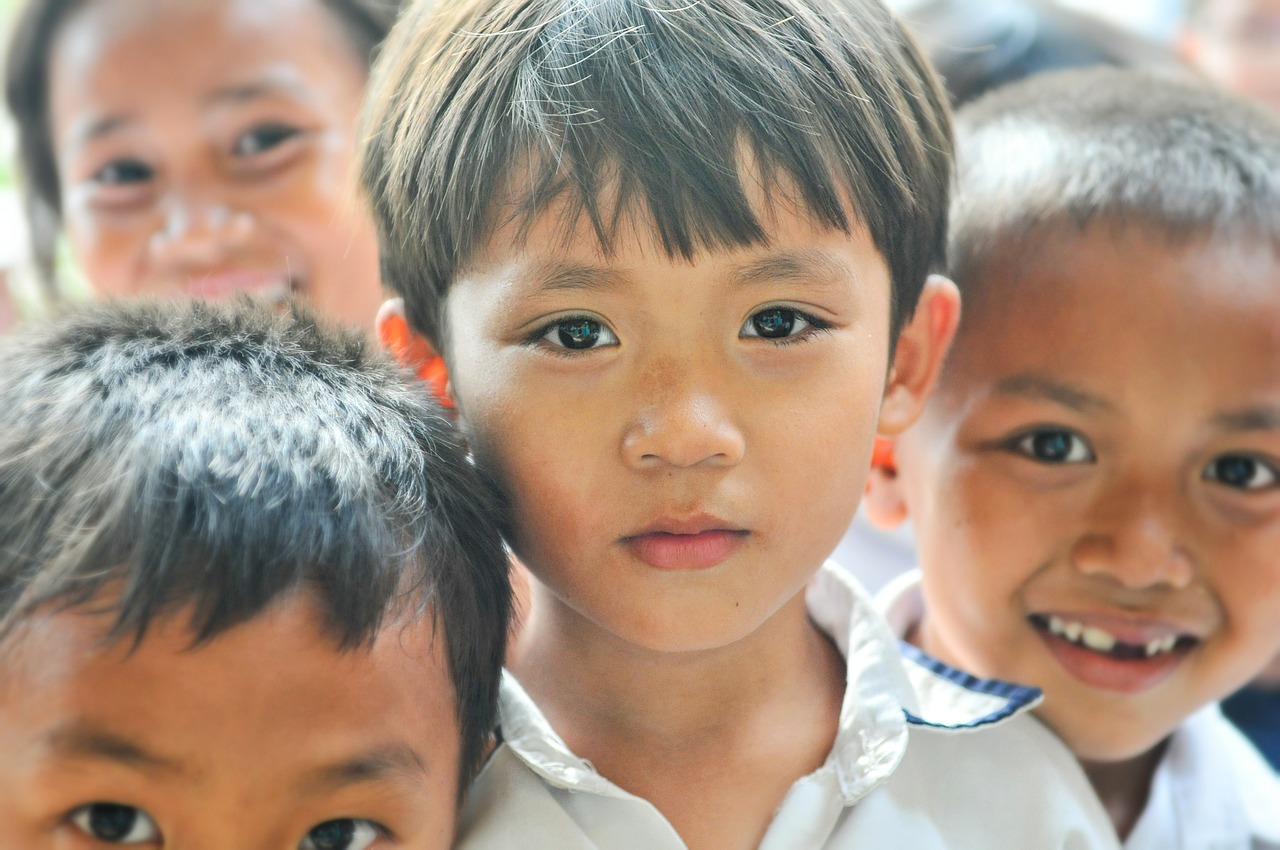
top-left (436, 180), bottom-right (947, 656)
top-left (48, 0), bottom-right (383, 329)
top-left (1182, 0), bottom-right (1280, 114)
top-left (0, 593), bottom-right (460, 849)
top-left (887, 223), bottom-right (1280, 763)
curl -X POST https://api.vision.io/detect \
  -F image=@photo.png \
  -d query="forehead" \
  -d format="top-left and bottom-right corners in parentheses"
top-left (948, 223), bottom-right (1280, 396)
top-left (49, 0), bottom-right (362, 134)
top-left (0, 594), bottom-right (458, 785)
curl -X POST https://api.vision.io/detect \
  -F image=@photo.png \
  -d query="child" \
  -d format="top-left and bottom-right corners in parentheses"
top-left (360, 0), bottom-right (1121, 846)
top-left (865, 68), bottom-right (1280, 847)
top-left (0, 298), bottom-right (511, 848)
top-left (5, 0), bottom-right (398, 327)
top-left (1178, 0), bottom-right (1280, 115)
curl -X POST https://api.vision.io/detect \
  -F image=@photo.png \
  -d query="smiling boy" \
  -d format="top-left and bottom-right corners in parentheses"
top-left (359, 0), bottom-right (1120, 847)
top-left (0, 299), bottom-right (510, 849)
top-left (866, 69), bottom-right (1280, 847)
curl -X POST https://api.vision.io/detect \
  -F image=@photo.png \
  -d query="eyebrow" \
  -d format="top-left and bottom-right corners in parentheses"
top-left (730, 249), bottom-right (859, 289)
top-left (299, 742), bottom-right (431, 795)
top-left (204, 79), bottom-right (309, 108)
top-left (45, 723), bottom-right (182, 775)
top-left (1211, 405), bottom-right (1280, 433)
top-left (527, 261), bottom-right (631, 294)
top-left (992, 374), bottom-right (1115, 414)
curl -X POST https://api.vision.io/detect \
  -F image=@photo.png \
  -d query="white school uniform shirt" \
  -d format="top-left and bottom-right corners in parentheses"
top-left (879, 570), bottom-right (1280, 850)
top-left (456, 563), bottom-right (1120, 850)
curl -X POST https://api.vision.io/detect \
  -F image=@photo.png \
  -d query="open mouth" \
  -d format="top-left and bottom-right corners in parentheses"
top-left (1028, 613), bottom-right (1198, 661)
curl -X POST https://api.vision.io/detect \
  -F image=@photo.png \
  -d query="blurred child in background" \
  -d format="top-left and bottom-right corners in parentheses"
top-left (4, 0), bottom-right (400, 329)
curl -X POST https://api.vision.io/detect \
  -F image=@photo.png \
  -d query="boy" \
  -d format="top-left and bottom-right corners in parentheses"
top-left (865, 68), bottom-right (1280, 847)
top-left (361, 0), bottom-right (1120, 847)
top-left (0, 299), bottom-right (511, 848)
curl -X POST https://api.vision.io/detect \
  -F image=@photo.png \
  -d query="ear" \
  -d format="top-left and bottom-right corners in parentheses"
top-left (863, 438), bottom-right (910, 530)
top-left (376, 298), bottom-right (455, 409)
top-left (878, 274), bottom-right (960, 437)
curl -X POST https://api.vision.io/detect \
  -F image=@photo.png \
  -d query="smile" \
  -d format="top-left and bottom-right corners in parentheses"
top-left (1027, 612), bottom-right (1200, 693)
top-left (1033, 614), bottom-right (1193, 659)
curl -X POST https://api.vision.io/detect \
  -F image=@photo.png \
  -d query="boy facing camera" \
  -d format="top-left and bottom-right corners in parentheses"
top-left (0, 300), bottom-right (510, 848)
top-left (867, 69), bottom-right (1280, 847)
top-left (361, 0), bottom-right (1119, 846)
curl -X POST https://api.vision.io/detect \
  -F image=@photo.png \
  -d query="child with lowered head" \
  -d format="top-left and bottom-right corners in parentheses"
top-left (866, 68), bottom-right (1280, 848)
top-left (360, 0), bottom-right (1121, 846)
top-left (0, 298), bottom-right (510, 848)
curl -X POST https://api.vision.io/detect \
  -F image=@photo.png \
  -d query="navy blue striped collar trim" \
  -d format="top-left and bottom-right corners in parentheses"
top-left (899, 642), bottom-right (1043, 730)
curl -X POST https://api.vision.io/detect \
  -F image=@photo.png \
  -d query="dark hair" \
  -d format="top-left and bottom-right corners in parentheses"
top-left (359, 0), bottom-right (952, 349)
top-left (3, 0), bottom-right (403, 293)
top-left (949, 68), bottom-right (1280, 296)
top-left (0, 297), bottom-right (510, 789)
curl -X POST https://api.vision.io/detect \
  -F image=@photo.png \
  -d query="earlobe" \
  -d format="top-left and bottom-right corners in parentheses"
top-left (376, 298), bottom-right (455, 409)
top-left (878, 275), bottom-right (960, 436)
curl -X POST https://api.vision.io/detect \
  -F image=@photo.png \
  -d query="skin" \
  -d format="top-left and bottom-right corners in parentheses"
top-left (380, 181), bottom-right (958, 849)
top-left (1179, 0), bottom-right (1280, 114)
top-left (866, 221), bottom-right (1280, 838)
top-left (47, 0), bottom-right (383, 329)
top-left (0, 593), bottom-right (460, 850)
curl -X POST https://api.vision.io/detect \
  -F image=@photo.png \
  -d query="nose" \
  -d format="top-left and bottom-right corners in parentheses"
top-left (621, 363), bottom-right (747, 470)
top-left (1070, 482), bottom-right (1194, 591)
top-left (148, 193), bottom-right (254, 272)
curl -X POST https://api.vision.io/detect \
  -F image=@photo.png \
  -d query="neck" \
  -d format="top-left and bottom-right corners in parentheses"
top-left (1080, 744), bottom-right (1165, 841)
top-left (510, 572), bottom-right (852, 849)
top-left (510, 577), bottom-right (844, 748)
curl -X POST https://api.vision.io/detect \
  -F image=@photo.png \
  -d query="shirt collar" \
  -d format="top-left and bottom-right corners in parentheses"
top-left (875, 569), bottom-right (1044, 730)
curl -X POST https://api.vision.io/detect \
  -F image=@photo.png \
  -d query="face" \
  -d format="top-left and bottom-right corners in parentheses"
top-left (436, 186), bottom-right (947, 655)
top-left (889, 223), bottom-right (1280, 762)
top-left (48, 0), bottom-right (383, 329)
top-left (0, 594), bottom-right (460, 849)
top-left (1183, 0), bottom-right (1280, 114)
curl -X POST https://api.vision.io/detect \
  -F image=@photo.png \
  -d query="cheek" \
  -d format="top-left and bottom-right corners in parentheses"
top-left (64, 213), bottom-right (149, 296)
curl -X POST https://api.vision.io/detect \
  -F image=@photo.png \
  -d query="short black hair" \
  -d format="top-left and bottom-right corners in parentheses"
top-left (359, 0), bottom-right (952, 350)
top-left (949, 68), bottom-right (1280, 297)
top-left (3, 0), bottom-right (404, 292)
top-left (0, 297), bottom-right (510, 788)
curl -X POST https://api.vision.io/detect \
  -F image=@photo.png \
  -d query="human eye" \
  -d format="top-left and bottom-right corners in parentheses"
top-left (69, 803), bottom-right (160, 844)
top-left (1203, 453), bottom-right (1279, 491)
top-left (91, 159), bottom-right (154, 186)
top-left (232, 122), bottom-right (303, 158)
top-left (298, 819), bottom-right (385, 850)
top-left (739, 306), bottom-right (831, 344)
top-left (530, 315), bottom-right (619, 354)
top-left (1008, 428), bottom-right (1095, 464)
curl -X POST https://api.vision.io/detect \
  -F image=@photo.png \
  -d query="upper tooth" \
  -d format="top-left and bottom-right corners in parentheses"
top-left (1081, 627), bottom-right (1117, 652)
top-left (1146, 639), bottom-right (1162, 657)
top-left (1063, 621), bottom-right (1083, 642)
top-left (1048, 615), bottom-right (1066, 636)
top-left (1161, 635), bottom-right (1178, 652)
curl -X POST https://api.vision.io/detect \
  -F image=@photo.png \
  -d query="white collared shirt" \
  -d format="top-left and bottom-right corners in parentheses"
top-left (456, 563), bottom-right (1119, 849)
top-left (879, 570), bottom-right (1280, 850)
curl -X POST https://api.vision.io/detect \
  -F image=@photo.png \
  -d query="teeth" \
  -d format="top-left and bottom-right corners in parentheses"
top-left (1041, 615), bottom-right (1183, 658)
top-left (1081, 626), bottom-right (1116, 652)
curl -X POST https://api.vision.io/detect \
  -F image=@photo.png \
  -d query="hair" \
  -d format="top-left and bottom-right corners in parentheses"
top-left (0, 297), bottom-right (510, 789)
top-left (359, 0), bottom-right (952, 350)
top-left (3, 0), bottom-right (404, 293)
top-left (948, 67), bottom-right (1280, 299)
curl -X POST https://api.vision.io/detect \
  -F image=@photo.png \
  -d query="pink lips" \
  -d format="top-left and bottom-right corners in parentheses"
top-left (622, 517), bottom-right (748, 571)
